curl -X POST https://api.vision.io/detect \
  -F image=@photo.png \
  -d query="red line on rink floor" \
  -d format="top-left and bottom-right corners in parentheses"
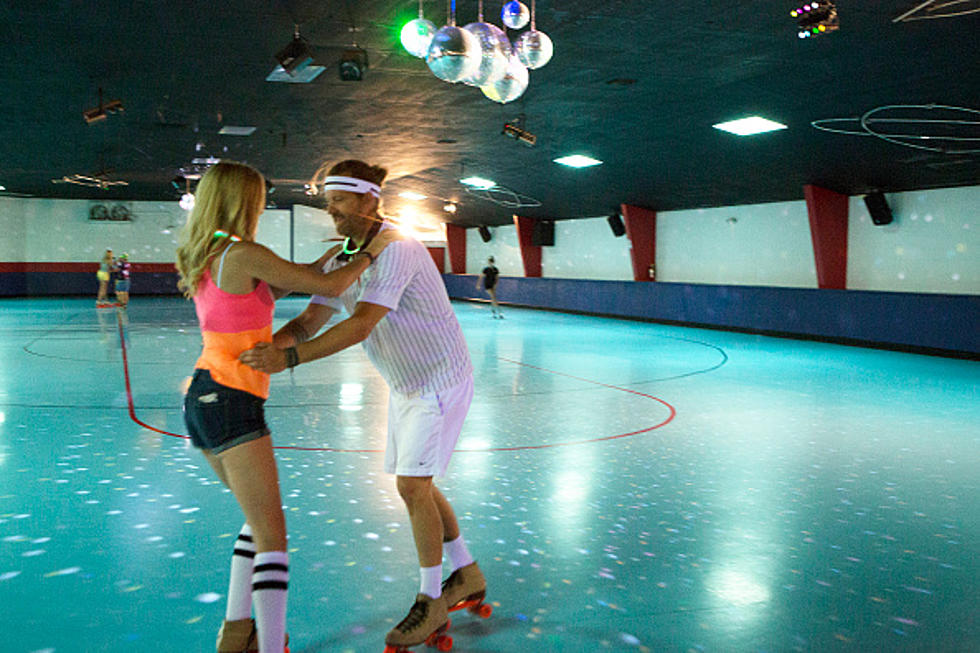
top-left (118, 312), bottom-right (675, 452)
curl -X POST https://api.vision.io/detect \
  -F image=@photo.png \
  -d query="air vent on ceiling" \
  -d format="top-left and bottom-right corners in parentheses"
top-left (266, 64), bottom-right (326, 83)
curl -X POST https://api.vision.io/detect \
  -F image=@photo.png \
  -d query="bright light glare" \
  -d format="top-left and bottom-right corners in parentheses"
top-left (460, 176), bottom-right (496, 189)
top-left (713, 116), bottom-right (787, 136)
top-left (553, 471), bottom-right (588, 503)
top-left (708, 569), bottom-right (771, 607)
top-left (554, 154), bottom-right (603, 168)
top-left (399, 191), bottom-right (428, 200)
top-left (179, 193), bottom-right (196, 211)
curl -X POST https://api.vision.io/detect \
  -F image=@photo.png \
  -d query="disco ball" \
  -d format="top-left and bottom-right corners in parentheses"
top-left (426, 25), bottom-right (481, 83)
top-left (480, 54), bottom-right (529, 104)
top-left (501, 1), bottom-right (530, 30)
top-left (514, 29), bottom-right (553, 69)
top-left (400, 18), bottom-right (437, 58)
top-left (461, 22), bottom-right (512, 86)
top-left (179, 193), bottom-right (195, 211)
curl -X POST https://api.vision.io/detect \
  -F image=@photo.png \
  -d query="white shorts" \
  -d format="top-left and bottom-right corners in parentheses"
top-left (384, 375), bottom-right (474, 477)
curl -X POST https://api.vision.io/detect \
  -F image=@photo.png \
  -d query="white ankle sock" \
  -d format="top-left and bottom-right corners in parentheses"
top-left (443, 535), bottom-right (474, 572)
top-left (252, 551), bottom-right (288, 653)
top-left (225, 523), bottom-right (254, 621)
top-left (420, 564), bottom-right (443, 599)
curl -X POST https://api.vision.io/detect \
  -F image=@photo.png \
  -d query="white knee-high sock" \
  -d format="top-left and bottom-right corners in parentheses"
top-left (225, 523), bottom-right (255, 621)
top-left (443, 535), bottom-right (474, 572)
top-left (252, 551), bottom-right (288, 653)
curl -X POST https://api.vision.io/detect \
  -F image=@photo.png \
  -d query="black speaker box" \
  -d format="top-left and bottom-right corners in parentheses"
top-left (477, 225), bottom-right (492, 242)
top-left (864, 191), bottom-right (893, 226)
top-left (607, 213), bottom-right (626, 237)
top-left (531, 220), bottom-right (555, 246)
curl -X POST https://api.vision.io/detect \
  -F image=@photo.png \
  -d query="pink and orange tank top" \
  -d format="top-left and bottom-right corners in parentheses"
top-left (192, 248), bottom-right (275, 398)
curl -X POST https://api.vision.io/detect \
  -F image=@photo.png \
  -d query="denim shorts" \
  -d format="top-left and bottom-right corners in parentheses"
top-left (115, 279), bottom-right (131, 291)
top-left (183, 369), bottom-right (269, 454)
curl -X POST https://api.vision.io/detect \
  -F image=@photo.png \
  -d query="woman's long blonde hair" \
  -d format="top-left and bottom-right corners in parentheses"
top-left (175, 161), bottom-right (266, 297)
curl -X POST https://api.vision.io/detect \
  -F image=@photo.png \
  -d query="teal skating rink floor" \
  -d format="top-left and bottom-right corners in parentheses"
top-left (0, 296), bottom-right (977, 652)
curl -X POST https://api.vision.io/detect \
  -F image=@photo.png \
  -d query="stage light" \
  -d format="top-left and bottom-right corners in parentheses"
top-left (502, 121), bottom-right (536, 146)
top-left (276, 28), bottom-right (314, 76)
top-left (340, 48), bottom-right (368, 81)
top-left (82, 88), bottom-right (124, 124)
top-left (790, 1), bottom-right (839, 38)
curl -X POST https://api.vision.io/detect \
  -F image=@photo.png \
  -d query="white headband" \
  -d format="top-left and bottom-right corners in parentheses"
top-left (321, 175), bottom-right (381, 197)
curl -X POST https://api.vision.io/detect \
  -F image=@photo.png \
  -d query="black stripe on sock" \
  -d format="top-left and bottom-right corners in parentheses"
top-left (254, 563), bottom-right (289, 574)
top-left (252, 580), bottom-right (289, 591)
top-left (237, 534), bottom-right (254, 543)
top-left (233, 548), bottom-right (256, 558)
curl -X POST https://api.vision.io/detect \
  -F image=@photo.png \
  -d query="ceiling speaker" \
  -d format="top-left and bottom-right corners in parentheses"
top-left (607, 212), bottom-right (625, 237)
top-left (531, 219), bottom-right (554, 246)
top-left (477, 225), bottom-right (492, 242)
top-left (864, 191), bottom-right (893, 226)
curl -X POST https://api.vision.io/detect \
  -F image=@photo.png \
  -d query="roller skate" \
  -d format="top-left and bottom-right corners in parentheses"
top-left (442, 562), bottom-right (492, 619)
top-left (383, 593), bottom-right (452, 652)
top-left (215, 618), bottom-right (290, 653)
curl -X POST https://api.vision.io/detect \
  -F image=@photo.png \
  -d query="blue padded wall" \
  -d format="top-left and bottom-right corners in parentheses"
top-left (444, 274), bottom-right (980, 355)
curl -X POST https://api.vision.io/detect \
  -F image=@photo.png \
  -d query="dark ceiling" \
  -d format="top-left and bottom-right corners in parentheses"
top-left (1, 1), bottom-right (977, 227)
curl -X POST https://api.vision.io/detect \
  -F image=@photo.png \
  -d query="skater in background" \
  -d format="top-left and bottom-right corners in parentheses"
top-left (476, 256), bottom-right (502, 318)
top-left (240, 159), bottom-right (487, 652)
top-left (96, 248), bottom-right (113, 306)
top-left (175, 160), bottom-right (395, 653)
top-left (113, 253), bottom-right (131, 308)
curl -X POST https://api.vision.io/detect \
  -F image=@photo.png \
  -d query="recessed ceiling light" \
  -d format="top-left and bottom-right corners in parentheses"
top-left (399, 191), bottom-right (427, 200)
top-left (460, 176), bottom-right (496, 189)
top-left (713, 116), bottom-right (787, 136)
top-left (554, 154), bottom-right (603, 168)
top-left (218, 126), bottom-right (257, 136)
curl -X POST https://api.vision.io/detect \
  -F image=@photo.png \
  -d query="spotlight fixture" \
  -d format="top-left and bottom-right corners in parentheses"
top-left (791, 1), bottom-right (839, 38)
top-left (502, 121), bottom-right (537, 147)
top-left (276, 26), bottom-right (314, 75)
top-left (339, 48), bottom-right (368, 81)
top-left (82, 87), bottom-right (124, 124)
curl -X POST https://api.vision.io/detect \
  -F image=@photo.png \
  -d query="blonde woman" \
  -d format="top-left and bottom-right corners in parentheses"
top-left (176, 161), bottom-right (397, 653)
top-left (96, 248), bottom-right (113, 306)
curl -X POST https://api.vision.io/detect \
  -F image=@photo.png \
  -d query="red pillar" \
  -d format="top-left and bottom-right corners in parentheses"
top-left (513, 215), bottom-right (542, 277)
top-left (445, 224), bottom-right (466, 274)
top-left (804, 185), bottom-right (849, 289)
top-left (425, 246), bottom-right (445, 272)
top-left (622, 204), bottom-right (657, 281)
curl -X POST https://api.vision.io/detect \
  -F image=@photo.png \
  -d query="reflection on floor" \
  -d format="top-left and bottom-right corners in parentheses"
top-left (0, 297), bottom-right (976, 652)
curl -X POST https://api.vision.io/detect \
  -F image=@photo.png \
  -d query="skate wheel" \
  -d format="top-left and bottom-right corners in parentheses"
top-left (383, 646), bottom-right (400, 653)
top-left (436, 634), bottom-right (453, 651)
top-left (475, 602), bottom-right (493, 618)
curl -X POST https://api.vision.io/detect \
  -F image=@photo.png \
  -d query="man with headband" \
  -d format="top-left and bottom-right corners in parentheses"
top-left (239, 159), bottom-right (487, 649)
